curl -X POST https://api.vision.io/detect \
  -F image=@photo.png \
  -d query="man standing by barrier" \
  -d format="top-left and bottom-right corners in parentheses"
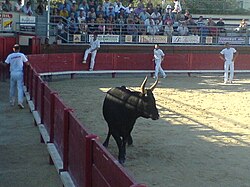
top-left (82, 32), bottom-right (101, 71)
top-left (4, 44), bottom-right (29, 109)
top-left (153, 44), bottom-right (166, 79)
top-left (219, 42), bottom-right (238, 84)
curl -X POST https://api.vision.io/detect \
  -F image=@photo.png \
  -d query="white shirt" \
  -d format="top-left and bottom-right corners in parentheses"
top-left (5, 52), bottom-right (28, 73)
top-left (154, 48), bottom-right (165, 61)
top-left (220, 47), bottom-right (237, 62)
top-left (90, 38), bottom-right (100, 51)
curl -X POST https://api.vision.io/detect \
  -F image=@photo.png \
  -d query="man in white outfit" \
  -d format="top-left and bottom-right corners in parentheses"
top-left (153, 44), bottom-right (166, 79)
top-left (219, 42), bottom-right (238, 84)
top-left (82, 32), bottom-right (101, 71)
top-left (4, 44), bottom-right (29, 109)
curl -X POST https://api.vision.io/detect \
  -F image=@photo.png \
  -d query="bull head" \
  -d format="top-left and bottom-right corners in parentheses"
top-left (140, 76), bottom-right (158, 94)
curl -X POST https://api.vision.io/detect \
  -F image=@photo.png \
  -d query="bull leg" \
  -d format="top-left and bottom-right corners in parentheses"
top-left (103, 129), bottom-right (111, 147)
top-left (127, 134), bottom-right (133, 146)
top-left (112, 133), bottom-right (126, 164)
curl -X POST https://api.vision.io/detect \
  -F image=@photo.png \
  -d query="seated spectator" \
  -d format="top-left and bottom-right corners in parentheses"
top-left (134, 3), bottom-right (144, 16)
top-left (163, 5), bottom-right (174, 25)
top-left (14, 0), bottom-right (23, 12)
top-left (145, 16), bottom-right (157, 35)
top-left (196, 16), bottom-right (205, 28)
top-left (172, 0), bottom-right (182, 21)
top-left (106, 15), bottom-right (115, 34)
top-left (207, 17), bottom-right (217, 36)
top-left (103, 0), bottom-right (110, 13)
top-left (88, 0), bottom-right (96, 11)
top-left (139, 8), bottom-right (150, 22)
top-left (184, 9), bottom-right (190, 20)
top-left (59, 6), bottom-right (69, 18)
top-left (36, 1), bottom-right (45, 15)
top-left (114, 1), bottom-right (125, 16)
top-left (70, 0), bottom-right (78, 14)
top-left (177, 21), bottom-right (189, 36)
top-left (164, 21), bottom-right (174, 36)
top-left (78, 0), bottom-right (89, 13)
top-left (88, 18), bottom-right (97, 34)
top-left (79, 20), bottom-right (88, 34)
top-left (2, 0), bottom-right (12, 12)
top-left (58, 1), bottom-right (70, 12)
top-left (134, 15), bottom-right (146, 35)
top-left (77, 8), bottom-right (86, 23)
top-left (235, 19), bottom-right (247, 32)
top-left (105, 5), bottom-right (115, 19)
top-left (126, 19), bottom-right (138, 35)
top-left (96, 14), bottom-right (105, 33)
top-left (56, 18), bottom-right (66, 36)
top-left (67, 12), bottom-right (76, 23)
top-left (137, 0), bottom-right (144, 9)
top-left (146, 0), bottom-right (153, 14)
top-left (216, 18), bottom-right (226, 33)
top-left (155, 4), bottom-right (162, 15)
top-left (87, 7), bottom-right (97, 21)
top-left (77, 8), bottom-right (86, 21)
top-left (155, 16), bottom-right (164, 35)
top-left (151, 8), bottom-right (161, 22)
top-left (22, 1), bottom-right (33, 16)
top-left (67, 18), bottom-right (79, 34)
top-left (146, 0), bottom-right (153, 9)
top-left (115, 13), bottom-right (126, 34)
top-left (186, 14), bottom-right (198, 35)
top-left (96, 4), bottom-right (105, 17)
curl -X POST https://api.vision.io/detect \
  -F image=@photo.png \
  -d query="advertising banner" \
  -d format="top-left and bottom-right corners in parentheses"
top-left (20, 16), bottom-right (36, 32)
top-left (218, 37), bottom-right (246, 44)
top-left (89, 34), bottom-right (119, 43)
top-left (0, 13), bottom-right (13, 31)
top-left (172, 36), bottom-right (200, 43)
top-left (139, 35), bottom-right (168, 43)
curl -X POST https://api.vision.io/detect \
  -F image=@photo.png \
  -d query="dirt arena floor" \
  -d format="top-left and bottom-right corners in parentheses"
top-left (48, 73), bottom-right (250, 187)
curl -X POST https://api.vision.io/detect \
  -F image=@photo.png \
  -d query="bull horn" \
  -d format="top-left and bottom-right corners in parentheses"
top-left (149, 78), bottom-right (158, 91)
top-left (140, 76), bottom-right (148, 94)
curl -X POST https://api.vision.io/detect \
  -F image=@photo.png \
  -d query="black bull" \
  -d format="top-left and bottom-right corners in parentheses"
top-left (102, 77), bottom-right (159, 164)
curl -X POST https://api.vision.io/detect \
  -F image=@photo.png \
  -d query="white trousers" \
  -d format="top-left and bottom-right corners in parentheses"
top-left (10, 71), bottom-right (24, 104)
top-left (154, 59), bottom-right (166, 78)
top-left (84, 48), bottom-right (97, 70)
top-left (224, 61), bottom-right (234, 82)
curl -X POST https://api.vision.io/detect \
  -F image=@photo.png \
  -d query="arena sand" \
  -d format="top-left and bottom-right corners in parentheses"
top-left (48, 73), bottom-right (250, 187)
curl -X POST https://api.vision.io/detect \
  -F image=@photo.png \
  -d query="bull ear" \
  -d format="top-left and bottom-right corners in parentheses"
top-left (140, 76), bottom-right (148, 94)
top-left (149, 78), bottom-right (158, 91)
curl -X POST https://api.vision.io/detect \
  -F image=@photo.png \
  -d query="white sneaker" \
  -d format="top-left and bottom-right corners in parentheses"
top-left (89, 68), bottom-right (93, 71)
top-left (163, 75), bottom-right (167, 78)
top-left (18, 103), bottom-right (24, 109)
top-left (82, 60), bottom-right (86, 64)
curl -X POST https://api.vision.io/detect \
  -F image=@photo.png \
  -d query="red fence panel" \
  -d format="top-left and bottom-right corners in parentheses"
top-left (164, 54), bottom-right (190, 70)
top-left (43, 83), bottom-right (52, 134)
top-left (113, 53), bottom-right (153, 70)
top-left (92, 140), bottom-right (138, 187)
top-left (53, 94), bottom-right (67, 159)
top-left (67, 112), bottom-right (90, 187)
top-left (236, 54), bottom-right (250, 70)
top-left (36, 77), bottom-right (43, 117)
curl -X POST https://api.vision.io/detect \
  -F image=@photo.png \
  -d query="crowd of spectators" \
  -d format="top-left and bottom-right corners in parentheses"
top-left (1, 0), bottom-right (248, 39)
top-left (1, 0), bottom-right (46, 15)
top-left (48, 0), bottom-right (233, 38)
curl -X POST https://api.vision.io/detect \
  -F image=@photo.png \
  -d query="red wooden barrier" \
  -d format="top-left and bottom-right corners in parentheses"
top-left (53, 94), bottom-right (67, 159)
top-left (92, 140), bottom-right (139, 187)
top-left (67, 112), bottom-right (90, 187)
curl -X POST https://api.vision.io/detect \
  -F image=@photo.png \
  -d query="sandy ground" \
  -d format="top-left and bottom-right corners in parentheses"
top-left (48, 73), bottom-right (250, 187)
top-left (0, 81), bottom-right (62, 187)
